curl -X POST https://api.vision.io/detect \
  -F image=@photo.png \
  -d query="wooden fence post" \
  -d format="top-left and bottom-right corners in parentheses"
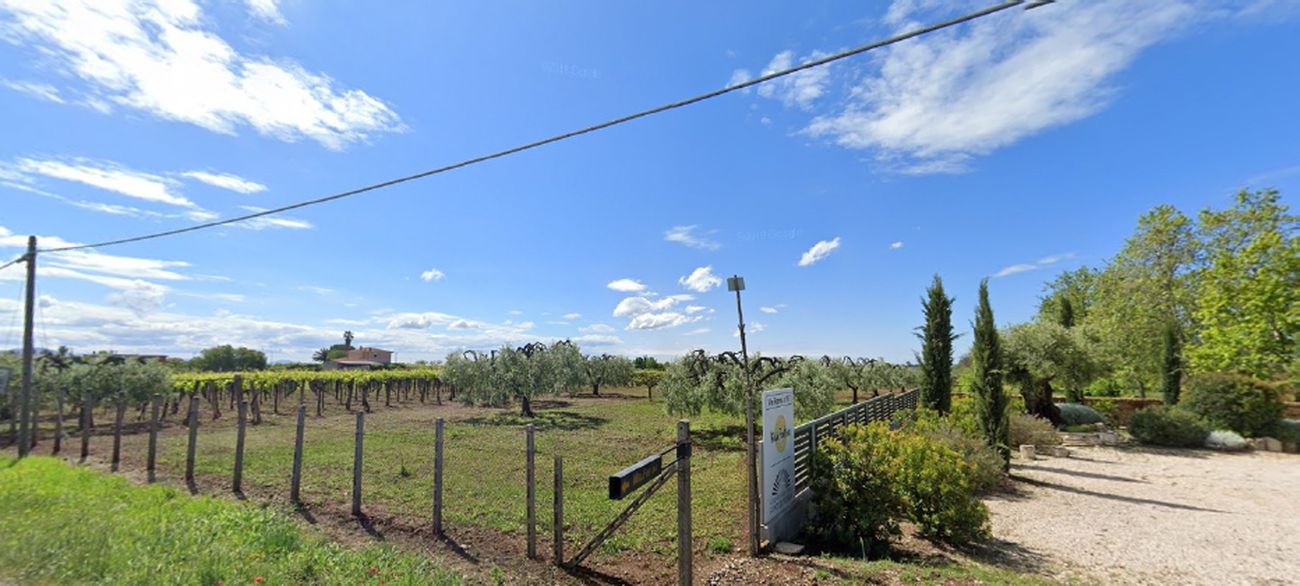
top-left (111, 400), bottom-right (126, 471)
top-left (677, 419), bottom-right (692, 586)
top-left (351, 411), bottom-right (364, 516)
top-left (433, 417), bottom-right (444, 536)
top-left (79, 397), bottom-right (93, 463)
top-left (185, 393), bottom-right (198, 490)
top-left (526, 423), bottom-right (537, 559)
top-left (233, 399), bottom-right (247, 494)
top-left (290, 405), bottom-right (305, 504)
top-left (52, 387), bottom-right (65, 455)
top-left (553, 455), bottom-right (564, 566)
top-left (147, 394), bottom-right (160, 483)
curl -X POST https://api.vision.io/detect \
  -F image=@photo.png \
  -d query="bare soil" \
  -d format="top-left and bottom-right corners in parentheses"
top-left (986, 446), bottom-right (1300, 585)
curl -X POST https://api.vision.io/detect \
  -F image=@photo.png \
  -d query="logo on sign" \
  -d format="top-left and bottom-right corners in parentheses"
top-left (769, 414), bottom-right (790, 453)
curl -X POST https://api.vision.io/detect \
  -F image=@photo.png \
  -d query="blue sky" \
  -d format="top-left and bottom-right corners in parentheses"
top-left (1, 0), bottom-right (1297, 363)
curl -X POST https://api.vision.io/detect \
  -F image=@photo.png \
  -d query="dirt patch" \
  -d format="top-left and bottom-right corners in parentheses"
top-left (986, 446), bottom-right (1300, 585)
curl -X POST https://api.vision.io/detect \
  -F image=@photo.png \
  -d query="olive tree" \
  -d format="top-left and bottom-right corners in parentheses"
top-left (661, 352), bottom-right (836, 421)
top-left (1002, 322), bottom-right (1101, 425)
top-left (583, 354), bottom-right (634, 395)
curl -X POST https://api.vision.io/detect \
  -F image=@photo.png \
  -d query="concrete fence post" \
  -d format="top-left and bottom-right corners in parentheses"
top-left (290, 405), bottom-right (306, 504)
top-left (111, 400), bottom-right (126, 471)
top-left (351, 411), bottom-right (364, 516)
top-left (147, 394), bottom-right (160, 483)
top-left (553, 455), bottom-right (564, 566)
top-left (233, 399), bottom-right (247, 494)
top-left (526, 423), bottom-right (537, 559)
top-left (433, 417), bottom-right (444, 536)
top-left (677, 420), bottom-right (692, 586)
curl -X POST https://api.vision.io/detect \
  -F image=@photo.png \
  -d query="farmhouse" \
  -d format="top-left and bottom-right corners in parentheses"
top-left (324, 346), bottom-right (394, 370)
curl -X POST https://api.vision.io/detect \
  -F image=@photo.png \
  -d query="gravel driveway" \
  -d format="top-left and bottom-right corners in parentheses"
top-left (985, 447), bottom-right (1300, 585)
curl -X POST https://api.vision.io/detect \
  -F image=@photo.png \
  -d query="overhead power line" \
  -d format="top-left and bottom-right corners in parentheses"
top-left (39, 0), bottom-right (1048, 255)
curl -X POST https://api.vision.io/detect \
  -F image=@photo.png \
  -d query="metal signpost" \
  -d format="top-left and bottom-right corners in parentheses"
top-left (728, 274), bottom-right (760, 556)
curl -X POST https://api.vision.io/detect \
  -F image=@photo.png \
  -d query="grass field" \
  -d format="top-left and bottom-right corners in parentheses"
top-left (71, 388), bottom-right (750, 565)
top-left (0, 456), bottom-right (463, 585)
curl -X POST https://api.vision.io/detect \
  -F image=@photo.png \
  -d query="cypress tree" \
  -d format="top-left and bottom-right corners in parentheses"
top-left (917, 275), bottom-right (956, 413)
top-left (1057, 296), bottom-right (1075, 329)
top-left (971, 280), bottom-right (1010, 469)
top-left (1161, 321), bottom-right (1181, 405)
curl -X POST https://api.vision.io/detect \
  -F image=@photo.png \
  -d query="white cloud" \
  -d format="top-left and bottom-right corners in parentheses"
top-left (798, 237), bottom-right (841, 267)
top-left (420, 268), bottom-right (445, 282)
top-left (755, 50), bottom-right (830, 110)
top-left (517, 321), bottom-right (536, 330)
top-left (385, 312), bottom-right (458, 330)
top-left (993, 251), bottom-right (1076, 278)
top-left (181, 171), bottom-right (267, 194)
top-left (734, 321), bottom-right (766, 336)
top-left (804, 0), bottom-right (1198, 172)
top-left (14, 158), bottom-right (195, 208)
top-left (563, 312), bottom-right (581, 320)
top-left (607, 278), bottom-right (647, 292)
top-left (245, 0), bottom-right (286, 24)
top-left (678, 266), bottom-right (722, 293)
top-left (727, 68), bottom-right (751, 88)
top-left (298, 285), bottom-right (334, 296)
top-left (580, 323), bottom-right (615, 334)
top-left (760, 306), bottom-right (778, 314)
top-left (509, 309), bottom-right (524, 316)
top-left (2, 79), bottom-right (64, 103)
top-left (664, 225), bottom-right (721, 250)
top-left (448, 319), bottom-right (480, 330)
top-left (890, 241), bottom-right (904, 250)
top-left (682, 327), bottom-right (711, 336)
top-left (626, 312), bottom-right (701, 331)
top-left (612, 294), bottom-right (693, 318)
top-left (0, 0), bottom-right (403, 149)
top-left (611, 293), bottom-right (701, 331)
top-left (233, 206), bottom-right (312, 230)
top-left (684, 305), bottom-right (710, 314)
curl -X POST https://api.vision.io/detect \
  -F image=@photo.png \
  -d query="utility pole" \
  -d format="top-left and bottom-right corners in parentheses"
top-left (17, 236), bottom-right (36, 458)
top-left (728, 275), bottom-right (759, 556)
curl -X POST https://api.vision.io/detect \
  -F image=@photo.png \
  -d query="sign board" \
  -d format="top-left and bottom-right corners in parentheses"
top-left (761, 388), bottom-right (796, 524)
top-left (608, 453), bottom-right (663, 500)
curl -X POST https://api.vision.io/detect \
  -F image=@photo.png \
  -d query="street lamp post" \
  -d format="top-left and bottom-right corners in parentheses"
top-left (728, 275), bottom-right (759, 556)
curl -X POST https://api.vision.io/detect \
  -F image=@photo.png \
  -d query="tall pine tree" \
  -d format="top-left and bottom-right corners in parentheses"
top-left (971, 280), bottom-right (1010, 469)
top-left (917, 275), bottom-right (956, 413)
top-left (1161, 320), bottom-right (1182, 405)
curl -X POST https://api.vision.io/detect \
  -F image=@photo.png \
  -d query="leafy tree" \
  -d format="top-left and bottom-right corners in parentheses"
top-left (343, 331), bottom-right (355, 349)
top-left (1002, 322), bottom-right (1101, 425)
top-left (631, 369), bottom-right (664, 398)
top-left (312, 347), bottom-right (331, 364)
top-left (970, 280), bottom-right (1010, 468)
top-left (1089, 205), bottom-right (1197, 396)
top-left (494, 344), bottom-right (554, 417)
top-left (916, 275), bottom-right (956, 413)
top-left (1161, 321), bottom-right (1182, 406)
top-left (1187, 189), bottom-right (1299, 379)
top-left (660, 353), bottom-right (835, 421)
top-left (633, 356), bottom-right (665, 370)
top-left (1036, 267), bottom-right (1098, 325)
top-left (828, 357), bottom-right (913, 403)
top-left (583, 355), bottom-right (633, 395)
top-left (191, 345), bottom-right (268, 372)
top-left (546, 341), bottom-right (587, 395)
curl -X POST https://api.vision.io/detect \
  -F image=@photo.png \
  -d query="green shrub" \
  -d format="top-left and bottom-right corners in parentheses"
top-left (1182, 373), bottom-right (1283, 437)
top-left (809, 424), bottom-right (904, 557)
top-left (1056, 403), bottom-right (1104, 427)
top-left (1272, 419), bottom-right (1300, 443)
top-left (894, 433), bottom-right (991, 545)
top-left (1128, 406), bottom-right (1208, 447)
top-left (809, 422), bottom-right (991, 555)
top-left (905, 409), bottom-right (1003, 494)
top-left (1089, 398), bottom-right (1121, 428)
top-left (1009, 413), bottom-right (1061, 448)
